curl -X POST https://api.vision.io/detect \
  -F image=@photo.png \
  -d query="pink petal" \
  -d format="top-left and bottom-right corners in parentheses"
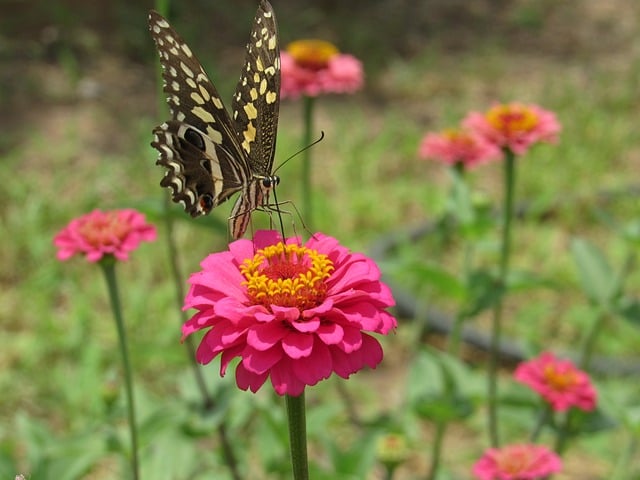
top-left (281, 331), bottom-right (313, 358)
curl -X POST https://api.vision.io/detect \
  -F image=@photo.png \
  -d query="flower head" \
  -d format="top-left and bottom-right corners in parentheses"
top-left (514, 351), bottom-right (597, 412)
top-left (182, 230), bottom-right (397, 396)
top-left (418, 128), bottom-right (503, 168)
top-left (280, 39), bottom-right (364, 99)
top-left (472, 444), bottom-right (562, 480)
top-left (53, 209), bottom-right (157, 263)
top-left (463, 103), bottom-right (561, 156)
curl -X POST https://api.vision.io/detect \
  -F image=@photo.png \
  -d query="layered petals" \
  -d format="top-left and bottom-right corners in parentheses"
top-left (53, 209), bottom-right (156, 263)
top-left (418, 128), bottom-right (503, 168)
top-left (182, 230), bottom-right (397, 396)
top-left (514, 351), bottom-right (597, 412)
top-left (463, 103), bottom-right (561, 156)
top-left (280, 39), bottom-right (364, 99)
top-left (473, 444), bottom-right (562, 480)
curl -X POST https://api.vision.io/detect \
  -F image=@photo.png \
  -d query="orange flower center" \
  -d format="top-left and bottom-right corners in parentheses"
top-left (240, 242), bottom-right (334, 311)
top-left (495, 446), bottom-right (534, 474)
top-left (443, 128), bottom-right (474, 146)
top-left (78, 212), bottom-right (129, 247)
top-left (486, 104), bottom-right (540, 135)
top-left (286, 39), bottom-right (339, 69)
top-left (543, 364), bottom-right (578, 391)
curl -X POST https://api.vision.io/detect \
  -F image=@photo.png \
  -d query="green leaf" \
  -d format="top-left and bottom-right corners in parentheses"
top-left (570, 238), bottom-right (620, 307)
top-left (615, 297), bottom-right (640, 329)
top-left (464, 269), bottom-right (502, 316)
top-left (407, 347), bottom-right (476, 422)
top-left (446, 168), bottom-right (474, 225)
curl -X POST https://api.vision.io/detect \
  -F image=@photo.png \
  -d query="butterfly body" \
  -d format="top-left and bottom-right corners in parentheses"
top-left (149, 1), bottom-right (280, 238)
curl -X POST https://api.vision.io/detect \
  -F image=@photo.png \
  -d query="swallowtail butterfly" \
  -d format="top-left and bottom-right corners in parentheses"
top-left (149, 1), bottom-right (280, 239)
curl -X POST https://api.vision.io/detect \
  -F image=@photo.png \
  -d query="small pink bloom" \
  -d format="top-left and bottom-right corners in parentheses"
top-left (514, 351), bottom-right (597, 412)
top-left (473, 444), bottom-right (562, 480)
top-left (463, 103), bottom-right (561, 156)
top-left (418, 128), bottom-right (503, 168)
top-left (53, 209), bottom-right (157, 263)
top-left (182, 230), bottom-right (397, 396)
top-left (280, 39), bottom-right (364, 99)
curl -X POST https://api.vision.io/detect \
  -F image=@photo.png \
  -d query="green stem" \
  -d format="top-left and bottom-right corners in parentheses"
top-left (610, 433), bottom-right (637, 480)
top-left (162, 197), bottom-right (213, 407)
top-left (100, 260), bottom-right (139, 480)
top-left (426, 421), bottom-right (447, 480)
top-left (286, 393), bottom-right (309, 480)
top-left (555, 309), bottom-right (608, 454)
top-left (152, 2), bottom-right (241, 474)
top-left (487, 149), bottom-right (516, 447)
top-left (529, 405), bottom-right (552, 443)
top-left (447, 244), bottom-right (473, 356)
top-left (161, 199), bottom-right (242, 480)
top-left (301, 96), bottom-right (315, 230)
top-left (578, 309), bottom-right (608, 371)
top-left (446, 163), bottom-right (472, 356)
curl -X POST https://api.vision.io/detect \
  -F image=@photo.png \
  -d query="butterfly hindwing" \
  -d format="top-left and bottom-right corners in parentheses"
top-left (152, 121), bottom-right (246, 216)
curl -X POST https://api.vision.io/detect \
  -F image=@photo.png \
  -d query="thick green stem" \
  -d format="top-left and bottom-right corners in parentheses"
top-left (426, 421), bottom-right (447, 480)
top-left (100, 260), bottom-right (139, 480)
top-left (487, 149), bottom-right (516, 447)
top-left (286, 393), bottom-right (309, 480)
top-left (301, 96), bottom-right (315, 230)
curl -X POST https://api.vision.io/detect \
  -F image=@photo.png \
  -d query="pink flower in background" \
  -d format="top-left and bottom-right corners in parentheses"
top-left (280, 39), bottom-right (364, 99)
top-left (418, 128), bottom-right (502, 168)
top-left (472, 444), bottom-right (562, 480)
top-left (182, 230), bottom-right (396, 396)
top-left (54, 209), bottom-right (157, 262)
top-left (463, 103), bottom-right (561, 155)
top-left (514, 351), bottom-right (597, 412)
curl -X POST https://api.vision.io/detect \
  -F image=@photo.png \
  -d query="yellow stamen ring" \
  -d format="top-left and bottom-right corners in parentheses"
top-left (240, 243), bottom-right (334, 311)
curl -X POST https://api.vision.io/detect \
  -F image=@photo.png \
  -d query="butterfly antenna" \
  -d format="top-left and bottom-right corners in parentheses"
top-left (273, 131), bottom-right (325, 174)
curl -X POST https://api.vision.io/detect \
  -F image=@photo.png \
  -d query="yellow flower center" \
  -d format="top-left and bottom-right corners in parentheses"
top-left (240, 242), bottom-right (334, 311)
top-left (543, 364), bottom-right (578, 391)
top-left (79, 213), bottom-right (129, 247)
top-left (485, 104), bottom-right (540, 135)
top-left (286, 39), bottom-right (339, 69)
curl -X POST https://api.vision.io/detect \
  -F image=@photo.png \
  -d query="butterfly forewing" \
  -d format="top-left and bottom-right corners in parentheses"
top-left (232, 1), bottom-right (281, 177)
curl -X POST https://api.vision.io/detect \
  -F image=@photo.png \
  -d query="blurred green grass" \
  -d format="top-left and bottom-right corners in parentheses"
top-left (1, 0), bottom-right (639, 477)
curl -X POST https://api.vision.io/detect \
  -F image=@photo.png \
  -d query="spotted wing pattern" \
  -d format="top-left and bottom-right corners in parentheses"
top-left (149, 1), bottom-right (280, 238)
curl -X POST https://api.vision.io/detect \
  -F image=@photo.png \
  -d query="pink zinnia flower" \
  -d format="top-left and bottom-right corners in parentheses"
top-left (463, 103), bottom-right (561, 156)
top-left (182, 230), bottom-right (397, 396)
top-left (418, 128), bottom-right (503, 168)
top-left (53, 209), bottom-right (157, 263)
top-left (473, 444), bottom-right (562, 480)
top-left (280, 39), bottom-right (364, 99)
top-left (514, 351), bottom-right (597, 412)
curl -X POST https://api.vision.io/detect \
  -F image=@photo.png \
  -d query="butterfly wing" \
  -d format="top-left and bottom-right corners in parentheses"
top-left (149, 10), bottom-right (251, 216)
top-left (231, 0), bottom-right (281, 178)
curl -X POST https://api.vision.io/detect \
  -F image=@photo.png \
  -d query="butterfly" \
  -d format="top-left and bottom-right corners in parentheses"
top-left (149, 0), bottom-right (281, 239)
